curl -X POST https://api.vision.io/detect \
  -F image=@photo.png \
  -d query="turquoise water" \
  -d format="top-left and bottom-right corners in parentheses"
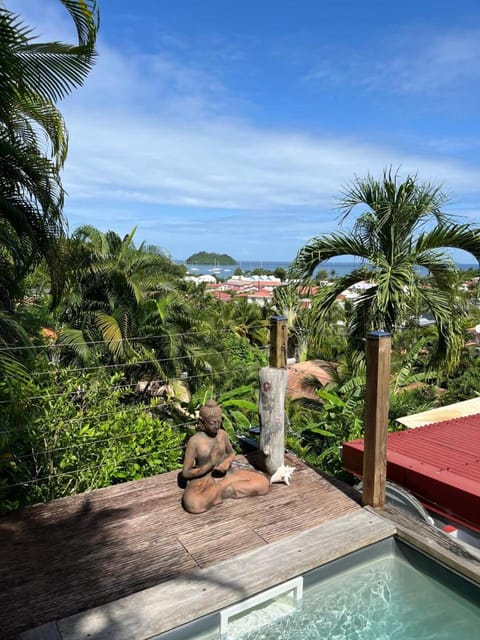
top-left (179, 549), bottom-right (480, 640)
top-left (235, 554), bottom-right (480, 640)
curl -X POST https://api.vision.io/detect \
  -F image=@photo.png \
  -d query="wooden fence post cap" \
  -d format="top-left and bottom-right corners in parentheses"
top-left (270, 315), bottom-right (287, 322)
top-left (367, 330), bottom-right (391, 339)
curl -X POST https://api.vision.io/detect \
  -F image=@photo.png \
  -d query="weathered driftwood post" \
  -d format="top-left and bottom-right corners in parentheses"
top-left (258, 316), bottom-right (288, 475)
top-left (362, 330), bottom-right (391, 507)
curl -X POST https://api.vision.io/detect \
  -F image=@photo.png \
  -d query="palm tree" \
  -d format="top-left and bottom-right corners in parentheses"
top-left (292, 169), bottom-right (480, 371)
top-left (273, 283), bottom-right (310, 361)
top-left (0, 1), bottom-right (99, 310)
top-left (216, 297), bottom-right (270, 348)
top-left (1, 1), bottom-right (98, 158)
top-left (137, 290), bottom-right (226, 384)
top-left (0, 1), bottom-right (99, 433)
top-left (57, 226), bottom-right (184, 362)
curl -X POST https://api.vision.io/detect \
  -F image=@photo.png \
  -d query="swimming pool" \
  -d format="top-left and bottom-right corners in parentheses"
top-left (156, 539), bottom-right (480, 640)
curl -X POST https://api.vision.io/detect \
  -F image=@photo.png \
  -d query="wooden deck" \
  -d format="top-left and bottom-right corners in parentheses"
top-left (0, 454), bottom-right (363, 639)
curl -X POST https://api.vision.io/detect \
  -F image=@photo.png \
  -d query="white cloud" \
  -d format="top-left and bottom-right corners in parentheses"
top-left (10, 1), bottom-right (480, 260)
top-left (62, 108), bottom-right (480, 211)
top-left (304, 28), bottom-right (480, 96)
top-left (383, 29), bottom-right (480, 94)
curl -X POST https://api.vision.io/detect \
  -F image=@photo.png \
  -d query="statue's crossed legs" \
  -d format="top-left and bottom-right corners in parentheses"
top-left (182, 468), bottom-right (269, 514)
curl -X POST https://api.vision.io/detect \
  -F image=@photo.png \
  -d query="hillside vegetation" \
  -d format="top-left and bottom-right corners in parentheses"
top-left (186, 251), bottom-right (236, 264)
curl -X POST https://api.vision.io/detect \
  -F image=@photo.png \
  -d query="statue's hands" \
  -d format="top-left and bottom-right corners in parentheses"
top-left (182, 459), bottom-right (215, 480)
top-left (213, 459), bottom-right (231, 474)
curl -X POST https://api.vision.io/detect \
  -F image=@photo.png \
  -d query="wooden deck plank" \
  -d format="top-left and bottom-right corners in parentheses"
top-left (56, 510), bottom-right (396, 640)
top-left (256, 499), bottom-right (360, 541)
top-left (2, 536), bottom-right (198, 635)
top-left (1, 454), bottom-right (362, 639)
top-left (179, 522), bottom-right (267, 567)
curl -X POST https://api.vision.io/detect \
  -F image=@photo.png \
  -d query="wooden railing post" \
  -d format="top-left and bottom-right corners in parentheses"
top-left (258, 316), bottom-right (288, 475)
top-left (269, 315), bottom-right (288, 368)
top-left (362, 330), bottom-right (391, 507)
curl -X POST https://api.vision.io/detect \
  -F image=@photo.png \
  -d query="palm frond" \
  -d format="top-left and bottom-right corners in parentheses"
top-left (4, 2), bottom-right (99, 103)
top-left (94, 311), bottom-right (131, 361)
top-left (56, 327), bottom-right (93, 363)
top-left (60, 1), bottom-right (100, 49)
top-left (416, 223), bottom-right (480, 264)
top-left (291, 232), bottom-right (370, 279)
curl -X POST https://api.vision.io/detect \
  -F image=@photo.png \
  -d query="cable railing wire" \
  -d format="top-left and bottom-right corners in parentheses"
top-left (4, 418), bottom-right (265, 487)
top-left (1, 388), bottom-right (298, 443)
top-left (4, 416), bottom-right (317, 468)
top-left (0, 329), bottom-right (234, 354)
top-left (4, 447), bottom-right (185, 490)
top-left (8, 419), bottom-right (199, 462)
top-left (0, 405), bottom-right (197, 438)
top-left (29, 348), bottom-right (236, 377)
top-left (1, 409), bottom-right (329, 492)
top-left (0, 365), bottom-right (259, 437)
top-left (0, 364), bottom-right (259, 406)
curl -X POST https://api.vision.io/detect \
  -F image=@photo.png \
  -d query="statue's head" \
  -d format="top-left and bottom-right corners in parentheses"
top-left (199, 399), bottom-right (222, 436)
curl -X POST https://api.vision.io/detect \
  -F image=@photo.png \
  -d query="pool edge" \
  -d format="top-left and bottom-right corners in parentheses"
top-left (365, 504), bottom-right (480, 587)
top-left (21, 509), bottom-right (394, 640)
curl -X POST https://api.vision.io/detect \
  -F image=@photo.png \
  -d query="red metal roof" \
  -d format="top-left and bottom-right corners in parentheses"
top-left (211, 291), bottom-right (231, 301)
top-left (249, 288), bottom-right (274, 298)
top-left (343, 414), bottom-right (480, 532)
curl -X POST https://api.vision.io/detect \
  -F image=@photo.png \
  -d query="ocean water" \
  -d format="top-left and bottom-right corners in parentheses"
top-left (177, 260), bottom-right (478, 278)
top-left (180, 260), bottom-right (292, 277)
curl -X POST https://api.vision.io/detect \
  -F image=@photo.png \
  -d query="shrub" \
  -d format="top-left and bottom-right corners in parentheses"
top-left (0, 368), bottom-right (185, 513)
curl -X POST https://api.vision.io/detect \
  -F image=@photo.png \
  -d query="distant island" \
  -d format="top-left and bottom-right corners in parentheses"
top-left (186, 251), bottom-right (236, 265)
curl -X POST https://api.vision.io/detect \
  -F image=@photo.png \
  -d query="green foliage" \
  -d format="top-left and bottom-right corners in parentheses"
top-left (249, 268), bottom-right (271, 276)
top-left (215, 297), bottom-right (271, 351)
top-left (246, 266), bottom-right (290, 278)
top-left (217, 386), bottom-right (258, 436)
top-left (56, 226), bottom-right (187, 365)
top-left (388, 384), bottom-right (441, 423)
top-left (272, 283), bottom-right (311, 361)
top-left (314, 268), bottom-right (329, 282)
top-left (0, 1), bottom-right (99, 312)
top-left (219, 332), bottom-right (267, 388)
top-left (291, 168), bottom-right (480, 372)
top-left (304, 298), bottom-right (347, 362)
top-left (286, 367), bottom-right (365, 478)
top-left (303, 389), bottom-right (364, 476)
top-left (441, 349), bottom-right (480, 403)
top-left (0, 368), bottom-right (185, 513)
top-left (285, 343), bottom-right (447, 480)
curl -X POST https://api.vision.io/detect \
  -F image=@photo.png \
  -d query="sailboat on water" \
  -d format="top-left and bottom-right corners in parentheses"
top-left (208, 260), bottom-right (221, 274)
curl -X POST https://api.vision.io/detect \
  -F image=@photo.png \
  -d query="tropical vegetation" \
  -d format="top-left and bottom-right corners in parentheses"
top-left (2, 3), bottom-right (480, 515)
top-left (186, 251), bottom-right (236, 264)
top-left (0, 0), bottom-right (99, 312)
top-left (292, 169), bottom-right (480, 372)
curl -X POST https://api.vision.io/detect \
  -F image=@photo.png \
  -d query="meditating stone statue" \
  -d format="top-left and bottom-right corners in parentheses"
top-left (182, 399), bottom-right (270, 513)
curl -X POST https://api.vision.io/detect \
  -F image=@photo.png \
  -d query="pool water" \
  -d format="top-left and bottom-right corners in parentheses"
top-left (236, 552), bottom-right (479, 640)
top-left (158, 541), bottom-right (480, 640)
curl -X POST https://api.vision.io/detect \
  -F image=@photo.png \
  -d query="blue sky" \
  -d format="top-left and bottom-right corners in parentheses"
top-left (14, 0), bottom-right (480, 261)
